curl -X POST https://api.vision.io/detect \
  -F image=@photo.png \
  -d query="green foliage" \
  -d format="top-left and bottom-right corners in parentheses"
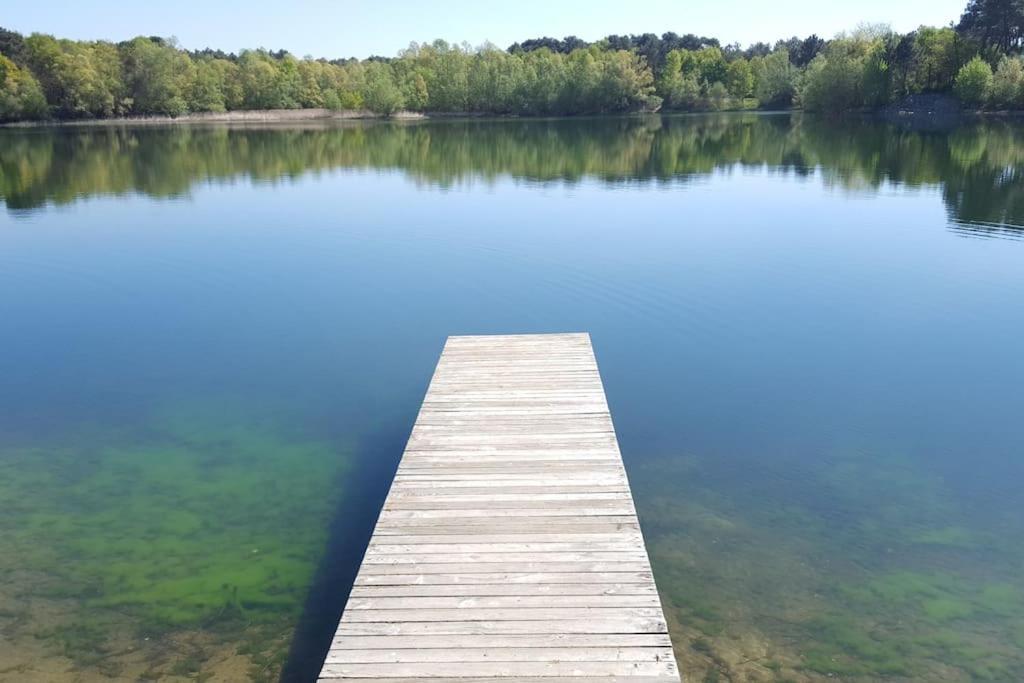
top-left (955, 55), bottom-right (994, 106)
top-left (588, 48), bottom-right (659, 112)
top-left (392, 42), bottom-right (656, 115)
top-left (427, 40), bottom-right (470, 111)
top-left (752, 49), bottom-right (798, 108)
top-left (862, 42), bottom-right (892, 106)
top-left (959, 0), bottom-right (1024, 53)
top-left (121, 37), bottom-right (191, 116)
top-left (321, 89), bottom-right (342, 110)
top-left (706, 81), bottom-right (729, 110)
top-left (24, 34), bottom-right (127, 118)
top-left (0, 53), bottom-right (47, 120)
top-left (725, 59), bottom-right (753, 98)
top-left (799, 37), bottom-right (891, 112)
top-left (689, 47), bottom-right (728, 86)
top-left (296, 60), bottom-right (326, 108)
top-left (657, 50), bottom-right (687, 108)
top-left (189, 59), bottom-right (228, 112)
top-left (237, 49), bottom-right (300, 110)
top-left (211, 58), bottom-right (244, 110)
top-left (796, 28), bottom-right (982, 111)
top-left (0, 20), bottom-right (1020, 121)
top-left (361, 61), bottom-right (404, 114)
top-left (990, 56), bottom-right (1024, 108)
top-left (659, 48), bottom-right (749, 110)
top-left (0, 27), bottom-right (28, 65)
top-left (276, 54), bottom-right (303, 108)
top-left (800, 41), bottom-right (866, 112)
top-left (914, 27), bottom-right (965, 93)
top-left (666, 73), bottom-right (702, 109)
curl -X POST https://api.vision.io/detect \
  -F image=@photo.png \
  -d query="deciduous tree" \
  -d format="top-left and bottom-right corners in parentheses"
top-left (0, 53), bottom-right (47, 120)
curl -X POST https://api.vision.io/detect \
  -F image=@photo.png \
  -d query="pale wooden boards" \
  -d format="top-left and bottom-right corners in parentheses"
top-left (319, 333), bottom-right (680, 682)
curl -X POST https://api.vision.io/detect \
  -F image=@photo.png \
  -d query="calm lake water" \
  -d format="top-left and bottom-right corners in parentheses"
top-left (1, 113), bottom-right (1022, 682)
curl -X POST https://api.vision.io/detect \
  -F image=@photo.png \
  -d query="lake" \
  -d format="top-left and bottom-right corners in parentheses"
top-left (1, 113), bottom-right (1022, 682)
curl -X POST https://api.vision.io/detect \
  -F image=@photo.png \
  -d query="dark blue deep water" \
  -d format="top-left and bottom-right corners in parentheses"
top-left (1, 113), bottom-right (1022, 681)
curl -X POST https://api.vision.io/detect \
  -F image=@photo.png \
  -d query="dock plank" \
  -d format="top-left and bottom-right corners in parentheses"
top-left (318, 333), bottom-right (680, 682)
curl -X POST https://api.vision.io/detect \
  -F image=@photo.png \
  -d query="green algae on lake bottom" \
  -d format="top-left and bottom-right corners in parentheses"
top-left (634, 446), bottom-right (1024, 682)
top-left (3, 411), bottom-right (1021, 682)
top-left (0, 401), bottom-right (351, 679)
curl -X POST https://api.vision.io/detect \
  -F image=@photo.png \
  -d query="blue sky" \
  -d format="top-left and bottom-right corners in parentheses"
top-left (5, 0), bottom-right (967, 59)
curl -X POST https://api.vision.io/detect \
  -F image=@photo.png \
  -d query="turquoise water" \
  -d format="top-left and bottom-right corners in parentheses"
top-left (1, 114), bottom-right (1022, 681)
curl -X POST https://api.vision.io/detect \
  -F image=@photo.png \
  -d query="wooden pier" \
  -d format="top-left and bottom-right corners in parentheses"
top-left (319, 333), bottom-right (680, 681)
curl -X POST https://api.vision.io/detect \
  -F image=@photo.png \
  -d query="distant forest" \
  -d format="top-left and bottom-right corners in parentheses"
top-left (3, 0), bottom-right (1024, 121)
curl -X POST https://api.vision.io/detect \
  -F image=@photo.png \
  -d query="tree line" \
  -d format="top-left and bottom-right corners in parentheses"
top-left (3, 0), bottom-right (1024, 121)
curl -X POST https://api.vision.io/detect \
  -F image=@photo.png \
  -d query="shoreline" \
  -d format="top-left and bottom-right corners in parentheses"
top-left (0, 108), bottom-right (422, 128)
top-left (5, 105), bottom-right (1022, 130)
top-left (1, 108), bottom-right (753, 129)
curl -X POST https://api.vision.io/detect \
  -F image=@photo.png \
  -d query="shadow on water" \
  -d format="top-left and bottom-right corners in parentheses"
top-left (278, 420), bottom-right (409, 682)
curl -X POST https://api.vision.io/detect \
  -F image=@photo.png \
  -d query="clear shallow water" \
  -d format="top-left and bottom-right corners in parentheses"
top-left (0, 113), bottom-right (1022, 682)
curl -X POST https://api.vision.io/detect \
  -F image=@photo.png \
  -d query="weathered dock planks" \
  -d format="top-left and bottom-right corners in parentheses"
top-left (319, 333), bottom-right (680, 682)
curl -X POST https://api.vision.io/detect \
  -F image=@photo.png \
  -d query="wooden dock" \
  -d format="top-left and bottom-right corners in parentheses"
top-left (319, 333), bottom-right (680, 681)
